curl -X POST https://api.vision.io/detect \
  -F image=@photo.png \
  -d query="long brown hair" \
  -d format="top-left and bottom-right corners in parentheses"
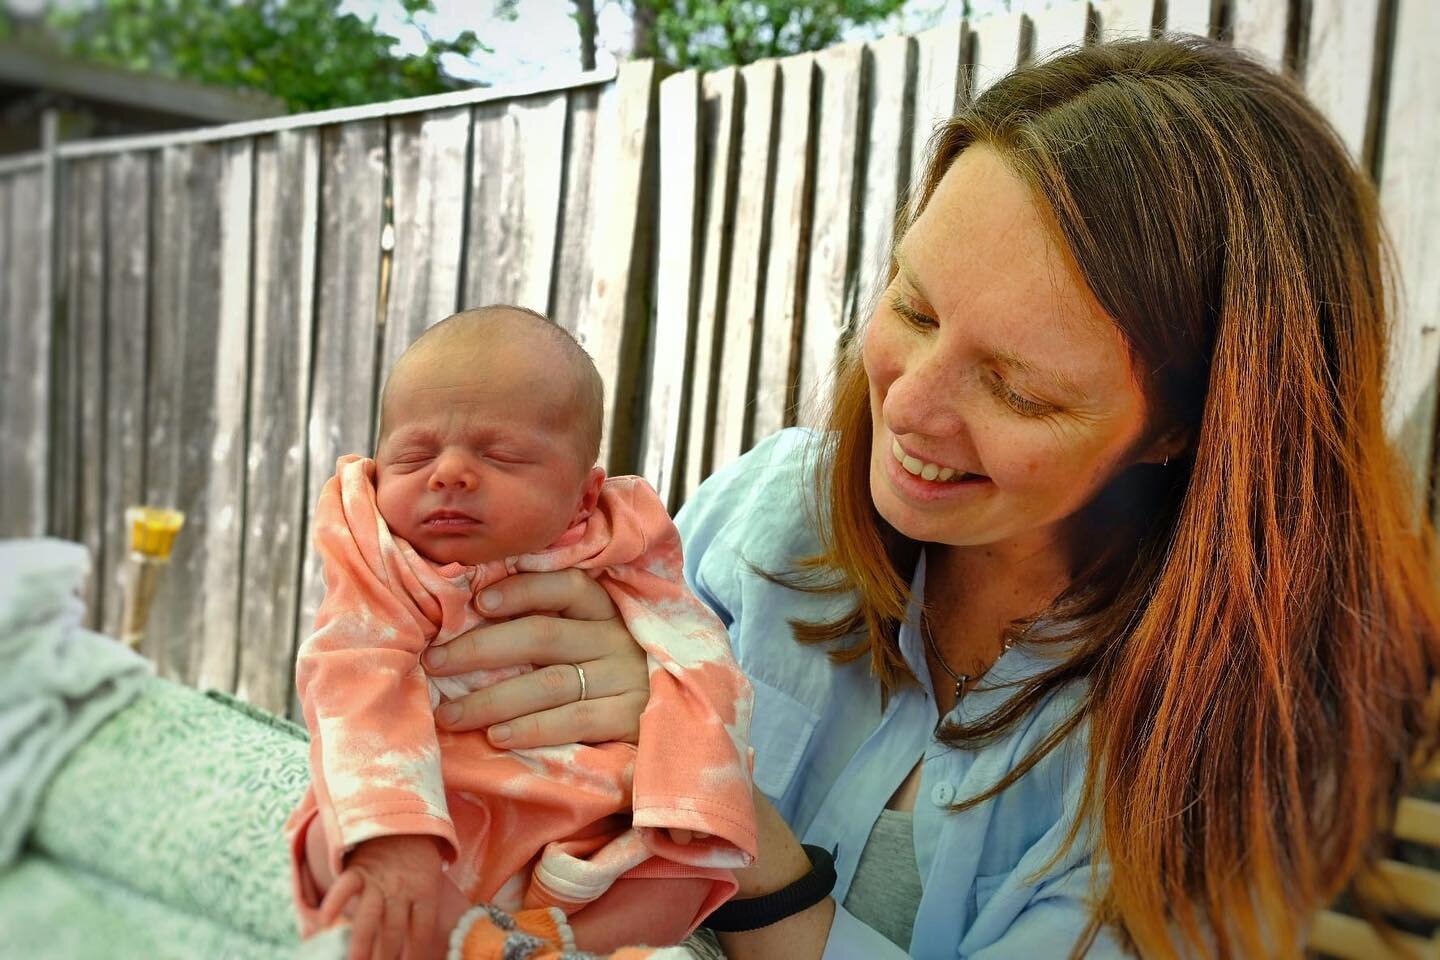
top-left (786, 37), bottom-right (1440, 957)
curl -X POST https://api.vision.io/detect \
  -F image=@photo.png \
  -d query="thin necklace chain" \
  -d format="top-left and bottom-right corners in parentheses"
top-left (922, 613), bottom-right (1016, 701)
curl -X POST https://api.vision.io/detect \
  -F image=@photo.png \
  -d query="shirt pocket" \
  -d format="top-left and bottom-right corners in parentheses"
top-left (749, 676), bottom-right (819, 802)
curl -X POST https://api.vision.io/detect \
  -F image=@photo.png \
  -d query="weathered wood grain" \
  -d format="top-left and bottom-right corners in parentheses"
top-left (574, 59), bottom-right (662, 475)
top-left (463, 91), bottom-right (568, 313)
top-left (1304, 0), bottom-right (1383, 161)
top-left (143, 141), bottom-right (251, 688)
top-left (643, 69), bottom-right (702, 508)
top-left (853, 35), bottom-right (914, 338)
top-left (380, 108), bottom-right (472, 394)
top-left (909, 21), bottom-right (965, 184)
top-left (99, 151), bottom-right (151, 638)
top-left (1094, 0), bottom-right (1159, 40)
top-left (295, 119), bottom-right (387, 719)
top-left (751, 53), bottom-right (816, 446)
top-left (711, 60), bottom-right (779, 474)
top-left (680, 68), bottom-right (741, 502)
top-left (236, 129), bottom-right (320, 716)
top-left (1228, 0), bottom-right (1290, 70)
top-left (1029, 1), bottom-right (1092, 64)
top-left (968, 11), bottom-right (1028, 100)
top-left (62, 159), bottom-right (109, 623)
top-left (551, 83), bottom-right (613, 338)
top-left (0, 169), bottom-right (50, 539)
top-left (796, 43), bottom-right (864, 429)
top-left (1375, 0), bottom-right (1440, 515)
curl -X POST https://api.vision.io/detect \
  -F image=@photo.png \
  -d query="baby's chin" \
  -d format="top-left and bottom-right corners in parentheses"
top-left (405, 532), bottom-right (510, 567)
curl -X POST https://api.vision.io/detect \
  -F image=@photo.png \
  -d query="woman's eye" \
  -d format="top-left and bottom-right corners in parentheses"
top-left (888, 292), bottom-right (937, 329)
top-left (988, 373), bottom-right (1051, 417)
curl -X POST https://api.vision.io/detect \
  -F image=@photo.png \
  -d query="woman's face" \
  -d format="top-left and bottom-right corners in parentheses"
top-left (864, 145), bottom-right (1161, 557)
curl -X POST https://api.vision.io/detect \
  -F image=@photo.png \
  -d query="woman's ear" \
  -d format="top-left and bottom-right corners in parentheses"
top-left (1138, 426), bottom-right (1191, 466)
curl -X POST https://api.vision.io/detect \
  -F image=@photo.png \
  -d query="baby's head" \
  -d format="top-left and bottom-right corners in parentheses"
top-left (374, 305), bottom-right (606, 566)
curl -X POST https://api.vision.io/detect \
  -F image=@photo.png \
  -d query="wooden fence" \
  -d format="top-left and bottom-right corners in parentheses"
top-left (2, 0), bottom-right (1438, 720)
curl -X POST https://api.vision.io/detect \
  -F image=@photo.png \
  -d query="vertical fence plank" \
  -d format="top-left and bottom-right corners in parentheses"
top-left (296, 120), bottom-right (387, 718)
top-left (381, 107), bottom-right (472, 388)
top-left (99, 152), bottom-right (151, 638)
top-left (644, 69), bottom-right (702, 508)
top-left (144, 141), bottom-right (251, 688)
top-left (1375, 0), bottom-right (1440, 514)
top-left (1, 169), bottom-right (51, 537)
top-left (236, 129), bottom-right (319, 715)
top-left (1304, 0), bottom-right (1383, 161)
top-left (551, 84), bottom-right (613, 337)
top-left (751, 54), bottom-right (817, 445)
top-left (574, 60), bottom-right (661, 475)
top-left (62, 160), bottom-right (109, 623)
top-left (910, 22), bottom-right (966, 183)
top-left (681, 68), bottom-right (741, 501)
top-left (464, 92), bottom-right (568, 312)
top-left (52, 162), bottom-right (82, 548)
top-left (969, 11), bottom-right (1029, 100)
top-left (1228, 0), bottom-right (1290, 70)
top-left (1029, 1), bottom-right (1093, 63)
top-left (711, 60), bottom-right (779, 473)
top-left (797, 43), bottom-right (864, 429)
top-left (1166, 0), bottom-right (1214, 37)
top-left (1094, 0), bottom-right (1160, 40)
top-left (852, 35), bottom-right (915, 339)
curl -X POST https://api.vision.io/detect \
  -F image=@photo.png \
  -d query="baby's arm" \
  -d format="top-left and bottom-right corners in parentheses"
top-left (297, 463), bottom-right (458, 886)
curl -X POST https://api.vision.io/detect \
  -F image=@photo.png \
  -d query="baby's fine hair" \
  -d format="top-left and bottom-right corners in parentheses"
top-left (378, 304), bottom-right (605, 464)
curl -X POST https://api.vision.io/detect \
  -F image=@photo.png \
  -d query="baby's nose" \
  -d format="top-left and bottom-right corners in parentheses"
top-left (429, 452), bottom-right (480, 489)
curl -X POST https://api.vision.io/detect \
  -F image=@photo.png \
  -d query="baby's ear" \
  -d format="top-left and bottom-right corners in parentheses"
top-left (574, 466), bottom-right (606, 521)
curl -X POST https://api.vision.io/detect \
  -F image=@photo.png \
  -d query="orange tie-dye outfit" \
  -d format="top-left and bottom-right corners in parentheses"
top-left (285, 455), bottom-right (756, 948)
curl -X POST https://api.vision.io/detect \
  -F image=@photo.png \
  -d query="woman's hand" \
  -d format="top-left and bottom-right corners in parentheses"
top-left (422, 569), bottom-right (649, 748)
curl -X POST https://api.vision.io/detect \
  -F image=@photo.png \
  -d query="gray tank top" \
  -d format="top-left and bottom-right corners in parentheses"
top-left (842, 808), bottom-right (924, 951)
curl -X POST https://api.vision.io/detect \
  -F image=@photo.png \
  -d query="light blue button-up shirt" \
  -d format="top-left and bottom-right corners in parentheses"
top-left (676, 428), bottom-right (1124, 959)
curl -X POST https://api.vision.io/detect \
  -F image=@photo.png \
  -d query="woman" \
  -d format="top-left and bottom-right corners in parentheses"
top-left (424, 37), bottom-right (1440, 958)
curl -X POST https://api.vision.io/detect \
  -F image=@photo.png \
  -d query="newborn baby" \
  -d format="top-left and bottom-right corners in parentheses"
top-left (286, 306), bottom-right (756, 959)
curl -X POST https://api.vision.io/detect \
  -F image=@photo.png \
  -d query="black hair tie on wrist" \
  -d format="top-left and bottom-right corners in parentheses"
top-left (703, 843), bottom-right (838, 933)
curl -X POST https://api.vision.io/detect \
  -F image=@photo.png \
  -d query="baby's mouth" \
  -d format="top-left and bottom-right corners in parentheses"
top-left (423, 508), bottom-right (481, 529)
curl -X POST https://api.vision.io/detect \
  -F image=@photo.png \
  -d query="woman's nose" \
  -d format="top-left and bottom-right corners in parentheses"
top-left (428, 451), bottom-right (479, 491)
top-left (885, 354), bottom-right (974, 439)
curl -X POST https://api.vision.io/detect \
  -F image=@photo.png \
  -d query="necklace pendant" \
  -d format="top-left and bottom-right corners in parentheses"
top-left (954, 677), bottom-right (968, 700)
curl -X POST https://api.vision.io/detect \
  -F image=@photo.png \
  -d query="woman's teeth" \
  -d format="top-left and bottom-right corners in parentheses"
top-left (891, 438), bottom-right (961, 482)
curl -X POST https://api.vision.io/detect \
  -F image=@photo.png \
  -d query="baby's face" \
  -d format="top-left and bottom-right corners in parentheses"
top-left (374, 348), bottom-right (596, 566)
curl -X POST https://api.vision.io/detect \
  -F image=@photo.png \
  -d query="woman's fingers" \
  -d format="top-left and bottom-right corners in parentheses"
top-left (486, 691), bottom-right (649, 748)
top-left (426, 613), bottom-right (620, 676)
top-left (435, 653), bottom-right (640, 732)
top-left (482, 569), bottom-right (618, 621)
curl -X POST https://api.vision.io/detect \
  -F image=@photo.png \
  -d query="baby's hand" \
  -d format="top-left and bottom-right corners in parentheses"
top-left (667, 829), bottom-right (710, 845)
top-left (319, 834), bottom-right (444, 960)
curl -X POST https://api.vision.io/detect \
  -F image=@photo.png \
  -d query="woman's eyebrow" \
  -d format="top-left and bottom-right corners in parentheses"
top-left (993, 348), bottom-right (1089, 402)
top-left (893, 251), bottom-right (934, 305)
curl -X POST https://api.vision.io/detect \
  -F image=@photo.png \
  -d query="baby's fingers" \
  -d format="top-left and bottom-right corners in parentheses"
top-left (376, 896), bottom-right (407, 960)
top-left (319, 871), bottom-right (364, 928)
top-left (348, 884), bottom-right (384, 960)
top-left (406, 899), bottom-right (437, 960)
top-left (669, 829), bottom-right (712, 845)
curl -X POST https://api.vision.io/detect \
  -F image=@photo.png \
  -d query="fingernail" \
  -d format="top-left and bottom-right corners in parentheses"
top-left (426, 646), bottom-right (447, 668)
top-left (488, 723), bottom-right (511, 743)
top-left (437, 704), bottom-right (461, 727)
top-left (479, 589), bottom-right (502, 611)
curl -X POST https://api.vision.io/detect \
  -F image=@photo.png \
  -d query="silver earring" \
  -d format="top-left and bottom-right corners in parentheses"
top-left (1163, 455), bottom-right (1169, 467)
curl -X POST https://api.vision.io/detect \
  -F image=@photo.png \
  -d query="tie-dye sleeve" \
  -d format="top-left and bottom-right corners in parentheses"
top-left (295, 461), bottom-right (458, 878)
top-left (596, 481), bottom-right (758, 868)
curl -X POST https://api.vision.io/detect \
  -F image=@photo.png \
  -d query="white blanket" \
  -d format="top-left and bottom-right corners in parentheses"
top-left (0, 539), bottom-right (151, 865)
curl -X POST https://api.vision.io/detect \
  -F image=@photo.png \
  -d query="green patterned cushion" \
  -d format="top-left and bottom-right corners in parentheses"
top-left (18, 677), bottom-right (310, 950)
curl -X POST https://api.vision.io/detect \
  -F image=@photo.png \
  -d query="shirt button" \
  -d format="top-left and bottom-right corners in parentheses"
top-left (930, 781), bottom-right (957, 806)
